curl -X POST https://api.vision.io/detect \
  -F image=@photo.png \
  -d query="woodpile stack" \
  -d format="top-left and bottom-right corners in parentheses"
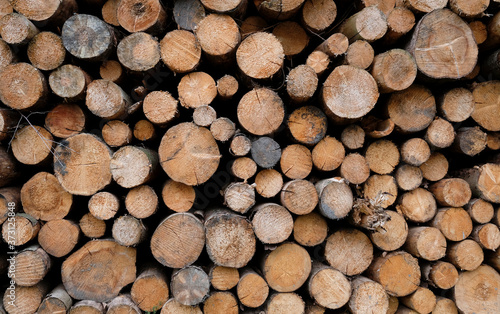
top-left (2, 0), bottom-right (500, 313)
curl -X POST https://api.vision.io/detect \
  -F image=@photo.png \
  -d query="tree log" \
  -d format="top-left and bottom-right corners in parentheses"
top-left (316, 178), bottom-right (353, 220)
top-left (2, 213), bottom-right (40, 246)
top-left (325, 229), bottom-right (373, 276)
top-left (340, 153), bottom-right (370, 184)
top-left (38, 219), bottom-right (80, 257)
top-left (125, 185), bottom-right (158, 218)
top-left (453, 265), bottom-right (500, 313)
top-left (237, 268), bottom-right (269, 308)
top-left (27, 32), bottom-right (65, 71)
top-left (209, 265), bottom-right (239, 291)
top-left (0, 62), bottom-right (47, 110)
top-left (447, 239), bottom-right (484, 271)
top-left (116, 0), bottom-right (166, 34)
top-left (420, 152), bottom-right (448, 182)
top-left (288, 106), bottom-right (327, 146)
top-left (173, 0), bottom-right (205, 31)
top-left (467, 198), bottom-right (494, 224)
top-left (162, 179), bottom-right (195, 213)
top-left (348, 276), bottom-right (389, 314)
top-left (345, 40), bottom-right (374, 69)
top-left (237, 32), bottom-right (284, 81)
top-left (339, 6), bottom-right (387, 42)
top-left (255, 169), bottom-right (283, 198)
top-left (203, 291), bottom-right (238, 314)
top-left (196, 14), bottom-right (240, 64)
top-left (308, 262), bottom-right (351, 310)
top-left (38, 284), bottom-right (73, 314)
top-left (171, 266), bottom-right (209, 306)
top-left (49, 65), bottom-right (91, 101)
top-left (369, 210), bottom-right (408, 252)
top-left (112, 215), bottom-right (147, 247)
top-left (79, 213), bottom-right (106, 239)
top-left (371, 49), bottom-right (416, 93)
top-left (273, 21), bottom-right (309, 57)
top-left (365, 139), bottom-right (400, 174)
top-left (117, 32), bottom-right (160, 72)
top-left (293, 212), bottom-right (328, 247)
top-left (223, 182), bottom-right (255, 214)
top-left (130, 267), bottom-right (169, 312)
top-left (102, 120), bottom-right (132, 147)
top-left (280, 144), bottom-right (312, 180)
top-left (404, 227), bottom-right (447, 261)
top-left (251, 136), bottom-right (281, 168)
top-left (301, 0), bottom-right (337, 33)
top-left (13, 245), bottom-right (51, 286)
top-left (252, 203), bottom-right (293, 244)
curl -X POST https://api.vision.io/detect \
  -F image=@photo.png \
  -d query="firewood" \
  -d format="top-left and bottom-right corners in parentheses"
top-left (293, 212), bottom-right (328, 247)
top-left (287, 106), bottom-right (327, 146)
top-left (0, 108), bottom-right (17, 142)
top-left (383, 6), bottom-right (415, 44)
top-left (369, 210), bottom-right (408, 251)
top-left (363, 174), bottom-right (398, 208)
top-left (171, 266), bottom-right (210, 306)
top-left (161, 179), bottom-right (195, 213)
top-left (453, 265), bottom-right (500, 313)
top-left (255, 169), bottom-right (283, 198)
top-left (450, 0), bottom-right (489, 18)
top-left (205, 209), bottom-right (256, 268)
top-left (229, 134), bottom-right (251, 157)
top-left (10, 0), bottom-right (76, 25)
top-left (178, 72), bottom-right (216, 109)
top-left (13, 245), bottom-right (51, 286)
top-left (200, 0), bottom-right (247, 16)
top-left (158, 122), bottom-right (221, 186)
top-left (49, 65), bottom-right (91, 101)
top-left (454, 127), bottom-right (488, 156)
top-left (325, 229), bottom-right (373, 276)
top-left (398, 188), bottom-right (437, 223)
top-left (79, 213), bottom-right (106, 239)
top-left (365, 139), bottom-right (400, 174)
top-left (223, 182), bottom-right (255, 213)
top-left (88, 191), bottom-right (119, 220)
top-left (236, 268), bottom-right (269, 308)
top-left (116, 0), bottom-right (166, 34)
top-left (459, 163), bottom-right (500, 203)
top-left (362, 116), bottom-right (395, 139)
top-left (86, 79), bottom-right (131, 119)
top-left (173, 0), bottom-right (206, 31)
top-left (301, 0), bottom-right (337, 33)
top-left (267, 292), bottom-right (305, 314)
top-left (0, 187), bottom-right (19, 224)
top-left (438, 87), bottom-right (474, 123)
top-left (371, 49), bottom-right (416, 93)
top-left (430, 207), bottom-right (473, 241)
top-left (102, 0), bottom-right (120, 26)
top-left (203, 292), bottom-right (238, 314)
top-left (196, 14), bottom-right (240, 64)
top-left (433, 297), bottom-right (458, 314)
top-left (117, 32), bottom-right (160, 72)
top-left (280, 144), bottom-right (312, 179)
top-left (340, 153), bottom-right (370, 184)
top-left (252, 203), bottom-right (293, 244)
top-left (273, 21), bottom-right (309, 57)
top-left (400, 287), bottom-right (436, 314)
top-left (27, 32), bottom-right (65, 71)
top-left (209, 265), bottom-right (239, 291)
top-left (286, 65), bottom-right (318, 104)
top-left (425, 118), bottom-right (455, 149)
top-left (306, 302), bottom-right (326, 314)
top-left (62, 14), bottom-right (116, 62)
top-left (38, 284), bottom-right (73, 314)
top-left (345, 40), bottom-right (374, 69)
top-left (38, 219), bottom-right (80, 257)
top-left (467, 198), bottom-right (494, 224)
top-left (125, 185), bottom-right (158, 218)
top-left (0, 13), bottom-right (39, 45)
top-left (447, 239), bottom-right (484, 271)
top-left (251, 136), bottom-right (281, 168)
top-left (107, 294), bottom-right (141, 314)
top-left (262, 242), bottom-right (311, 292)
top-left (11, 125), bottom-right (53, 165)
top-left (0, 0), bottom-right (11, 19)
top-left (44, 104), bottom-right (85, 139)
top-left (0, 63), bottom-right (48, 110)
top-left (340, 125), bottom-right (365, 150)
top-left (133, 119), bottom-right (156, 141)
top-left (151, 213), bottom-right (204, 268)
top-left (429, 178), bottom-right (472, 207)
top-left (316, 178), bottom-right (353, 219)
top-left (100, 60), bottom-right (124, 84)
top-left (348, 276), bottom-right (389, 314)
top-left (215, 75), bottom-right (238, 100)
top-left (61, 239), bottom-right (136, 302)
top-left (395, 164), bottom-right (423, 191)
top-left (254, 0), bottom-right (305, 20)
top-left (160, 298), bottom-right (202, 313)
top-left (102, 120), bottom-right (132, 147)
top-left (422, 261), bottom-right (459, 290)
top-left (2, 213), bottom-right (40, 246)
top-left (419, 152), bottom-right (448, 182)
top-left (339, 6), bottom-right (387, 42)
top-left (311, 136), bottom-right (344, 172)
top-left (404, 227), bottom-right (447, 261)
top-left (237, 32), bottom-right (284, 81)
top-left (471, 81), bottom-right (500, 132)
top-left (159, 30), bottom-right (201, 74)
top-left (387, 296), bottom-right (399, 314)
top-left (240, 15), bottom-right (267, 38)
top-left (306, 50), bottom-right (330, 76)
top-left (193, 105), bottom-right (216, 127)
top-left (210, 117), bottom-right (236, 142)
top-left (402, 0), bottom-right (447, 13)
top-left (110, 146), bottom-right (158, 188)
top-left (238, 88), bottom-right (285, 135)
top-left (315, 33), bottom-right (348, 58)
top-left (112, 215), bottom-right (146, 247)
top-left (280, 180), bottom-right (318, 215)
top-left (3, 283), bottom-right (48, 314)
top-left (368, 251), bottom-right (420, 297)
top-left (308, 262), bottom-right (351, 310)
top-left (472, 223), bottom-right (500, 250)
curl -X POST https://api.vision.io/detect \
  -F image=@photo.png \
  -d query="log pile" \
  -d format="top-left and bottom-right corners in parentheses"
top-left (2, 0), bottom-right (500, 313)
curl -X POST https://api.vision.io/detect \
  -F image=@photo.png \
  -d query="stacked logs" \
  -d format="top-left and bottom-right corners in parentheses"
top-left (1, 0), bottom-right (500, 313)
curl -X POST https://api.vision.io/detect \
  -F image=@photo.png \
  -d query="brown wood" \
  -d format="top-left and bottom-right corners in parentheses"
top-left (345, 40), bottom-right (374, 70)
top-left (173, 0), bottom-right (206, 31)
top-left (280, 144), bottom-right (312, 180)
top-left (69, 300), bottom-right (104, 314)
top-left (88, 191), bottom-right (119, 220)
top-left (237, 268), bottom-right (269, 308)
top-left (472, 223), bottom-right (500, 250)
top-left (325, 229), bottom-right (373, 276)
top-left (252, 203), bottom-right (293, 244)
top-left (311, 136), bottom-right (344, 172)
top-left (38, 284), bottom-right (73, 314)
top-left (439, 87), bottom-right (474, 123)
top-left (272, 21), bottom-right (309, 57)
top-left (133, 119), bottom-right (156, 141)
top-left (420, 152), bottom-right (448, 182)
top-left (116, 0), bottom-right (167, 34)
top-left (400, 287), bottom-right (436, 314)
top-left (365, 139), bottom-right (400, 174)
top-left (425, 117), bottom-right (455, 149)
top-left (151, 213), bottom-right (204, 268)
top-left (453, 127), bottom-right (487, 156)
top-left (340, 153), bottom-right (370, 184)
top-left (107, 294), bottom-right (141, 314)
top-left (306, 50), bottom-right (330, 76)
top-left (0, 107), bottom-right (18, 142)
top-left (100, 60), bottom-right (123, 83)
top-left (178, 72), bottom-right (216, 109)
top-left (203, 291), bottom-right (238, 314)
top-left (460, 163), bottom-right (500, 203)
top-left (402, 0), bottom-right (447, 13)
top-left (288, 106), bottom-right (327, 146)
top-left (193, 105), bottom-right (216, 127)
top-left (0, 187), bottom-right (19, 224)
top-left (341, 125), bottom-right (365, 150)
top-left (238, 88), bottom-right (284, 136)
top-left (49, 64), bottom-right (91, 101)
top-left (263, 242), bottom-right (311, 292)
top-left (125, 185), bottom-right (158, 218)
top-left (13, 245), bottom-right (51, 286)
top-left (348, 276), bottom-right (389, 314)
top-left (171, 266), bottom-right (210, 306)
top-left (286, 65), bottom-right (318, 104)
top-left (110, 146), bottom-right (158, 188)
top-left (209, 265), bottom-right (239, 291)
top-left (160, 298), bottom-right (202, 313)
top-left (11, 0), bottom-right (76, 25)
top-left (0, 0), bottom-right (11, 19)
top-left (102, 120), bottom-right (132, 147)
top-left (422, 261), bottom-right (459, 290)
top-left (404, 227), bottom-right (447, 261)
top-left (308, 263), bottom-right (350, 310)
top-left (433, 297), bottom-right (458, 314)
top-left (200, 0), bottom-right (247, 16)
top-left (229, 134), bottom-right (251, 157)
top-left (430, 207), bottom-right (473, 241)
top-left (340, 6), bottom-right (387, 42)
top-left (447, 239), bottom-right (484, 271)
top-left (383, 6), bottom-right (415, 44)
top-left (472, 81), bottom-right (500, 132)
top-left (0, 13), bottom-right (39, 45)
top-left (205, 210), bottom-right (256, 267)
top-left (280, 179), bottom-right (318, 215)
top-left (429, 178), bottom-right (471, 207)
top-left (3, 283), bottom-right (48, 314)
top-left (11, 125), bottom-right (53, 165)
top-left (0, 38), bottom-right (13, 70)
top-left (255, 169), bottom-right (283, 198)
top-left (267, 292), bottom-right (305, 314)
top-left (216, 75), bottom-right (239, 100)
top-left (316, 33), bottom-right (348, 58)
top-left (254, 0), bottom-right (304, 20)
top-left (369, 210), bottom-right (408, 251)
top-left (450, 0), bottom-right (489, 18)
top-left (454, 265), bottom-right (500, 313)
top-left (159, 122), bottom-right (221, 186)
top-left (397, 188), bottom-right (437, 223)
top-left (223, 182), bottom-right (255, 214)
top-left (27, 32), bottom-right (65, 71)
top-left (160, 30), bottom-right (201, 74)
top-left (117, 32), bottom-right (160, 72)
top-left (112, 215), bottom-right (146, 246)
top-left (363, 174), bottom-right (398, 208)
top-left (362, 117), bottom-right (394, 140)
top-left (251, 136), bottom-right (281, 168)
top-left (38, 219), bottom-right (80, 257)
top-left (371, 49), bottom-right (416, 93)
top-left (86, 79), bottom-right (131, 119)
top-left (79, 213), bottom-right (106, 238)
top-left (196, 14), bottom-right (240, 64)
top-left (62, 14), bottom-right (115, 62)
top-left (62, 239), bottom-right (136, 302)
top-left (45, 104), bottom-right (85, 139)
top-left (301, 0), bottom-right (337, 33)
top-left (162, 179), bottom-right (195, 212)
top-left (102, 0), bottom-right (120, 26)
top-left (210, 117), bottom-right (236, 142)
top-left (467, 198), bottom-right (494, 224)
top-left (316, 178), bottom-right (353, 220)
top-left (395, 164), bottom-right (422, 191)
top-left (240, 15), bottom-right (267, 39)
top-left (293, 212), bottom-right (328, 247)
top-left (488, 133), bottom-right (500, 150)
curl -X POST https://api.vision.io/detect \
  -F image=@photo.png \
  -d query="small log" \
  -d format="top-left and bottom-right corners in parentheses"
top-left (311, 136), bottom-right (344, 171)
top-left (11, 125), bottom-right (53, 165)
top-left (88, 191), bottom-right (119, 220)
top-left (433, 297), bottom-right (458, 314)
top-left (301, 0), bottom-right (337, 33)
top-left (38, 219), bottom-right (79, 257)
top-left (454, 265), bottom-right (500, 313)
top-left (62, 239), bottom-right (136, 302)
top-left (280, 144), bottom-right (312, 180)
top-left (27, 32), bottom-right (65, 71)
top-left (383, 7), bottom-right (415, 44)
top-left (117, 32), bottom-right (160, 72)
top-left (308, 263), bottom-right (351, 310)
top-left (193, 106), bottom-right (216, 127)
top-left (467, 198), bottom-right (494, 224)
top-left (151, 213), bottom-right (204, 268)
top-left (100, 60), bottom-right (123, 83)
top-left (209, 266), bottom-right (239, 291)
top-left (340, 153), bottom-right (370, 184)
top-left (316, 178), bottom-right (353, 220)
top-left (21, 171), bottom-right (72, 221)
top-left (102, 120), bottom-right (132, 147)
top-left (306, 51), bottom-right (330, 76)
top-left (488, 132), bottom-right (500, 150)
top-left (397, 188), bottom-right (437, 223)
top-left (429, 178), bottom-right (472, 207)
top-left (62, 14), bottom-right (115, 62)
top-left (470, 21), bottom-right (488, 47)
top-left (400, 287), bottom-right (436, 314)
top-left (447, 239), bottom-right (484, 271)
top-left (368, 251), bottom-right (420, 297)
top-left (86, 79), bottom-right (131, 119)
top-left (0, 39), bottom-right (12, 70)
top-left (237, 32), bottom-right (284, 81)
top-left (102, 0), bottom-right (120, 26)
top-left (49, 64), bottom-right (91, 101)
top-left (45, 104), bottom-right (85, 139)
top-left (345, 40), bottom-right (374, 69)
top-left (158, 122), bottom-right (221, 186)
top-left (251, 136), bottom-right (281, 168)
top-left (438, 87), bottom-right (474, 123)
top-left (339, 6), bottom-right (387, 42)
top-left (210, 117), bottom-right (236, 142)
top-left (322, 65), bottom-right (379, 120)
top-left (203, 291), bottom-right (238, 314)
top-left (112, 215), bottom-right (146, 247)
top-left (404, 227), bottom-right (447, 261)
top-left (13, 245), bottom-right (51, 286)
top-left (171, 266), bottom-right (209, 306)
top-left (238, 88), bottom-right (284, 136)
top-left (422, 261), bottom-right (459, 290)
top-left (200, 0), bottom-right (247, 16)
top-left (420, 152), bottom-right (448, 182)
top-left (363, 174), bottom-right (398, 208)
top-left (133, 119), bottom-right (156, 141)
top-left (403, 0), bottom-right (447, 13)
top-left (365, 139), bottom-right (400, 174)
top-left (110, 146), bottom-right (158, 188)
top-left (178, 72), bottom-right (216, 109)
top-left (229, 157), bottom-right (256, 181)
top-left (130, 267), bottom-right (169, 312)
top-left (160, 30), bottom-right (201, 74)
top-left (125, 185), bottom-right (158, 219)
top-left (262, 242), bottom-right (311, 292)
top-left (252, 203), bottom-right (293, 244)
top-left (281, 179), bottom-right (318, 215)
top-left (0, 62), bottom-right (48, 110)
top-left (348, 276), bottom-right (389, 314)
top-left (472, 81), bottom-right (500, 132)
top-left (196, 14), bottom-right (240, 64)
top-left (325, 229), bottom-right (373, 276)
top-left (267, 293), bottom-right (305, 314)
top-left (371, 49), bottom-right (417, 93)
top-left (3, 284), bottom-right (48, 314)
top-left (117, 0), bottom-right (166, 34)
top-left (293, 212), bottom-right (328, 247)
top-left (38, 284), bottom-right (73, 314)
top-left (230, 134), bottom-right (251, 157)
top-left (10, 0), bottom-right (76, 25)
top-left (0, 13), bottom-right (39, 45)
top-left (286, 65), bottom-right (318, 104)
top-left (460, 163), bottom-right (500, 203)
top-left (79, 213), bottom-right (106, 239)
top-left (2, 213), bottom-right (39, 246)
top-left (162, 179), bottom-right (195, 213)
top-left (237, 269), bottom-right (269, 308)
top-left (472, 223), bottom-right (500, 250)
top-left (395, 164), bottom-right (423, 191)
top-left (453, 127), bottom-right (488, 156)
top-left (341, 125), bottom-right (365, 150)
top-left (160, 298), bottom-right (202, 313)
top-left (450, 0), bottom-right (489, 18)
top-left (315, 33), bottom-right (348, 58)
top-left (387, 85), bottom-right (436, 133)
top-left (173, 0), bottom-right (205, 31)
top-left (143, 91), bottom-right (178, 126)
top-left (369, 210), bottom-right (408, 251)
top-left (306, 303), bottom-right (326, 314)
top-left (205, 209), bottom-right (256, 268)
top-left (107, 294), bottom-right (141, 314)
top-left (0, 0), bottom-right (11, 19)
top-left (273, 21), bottom-right (309, 57)
top-left (216, 75), bottom-right (239, 100)
top-left (223, 182), bottom-right (255, 214)
top-left (254, 0), bottom-right (304, 20)
top-left (0, 187), bottom-right (19, 224)
top-left (425, 118), bottom-right (455, 149)
top-left (255, 169), bottom-right (283, 198)
top-left (288, 106), bottom-right (327, 146)
top-left (240, 15), bottom-right (267, 38)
